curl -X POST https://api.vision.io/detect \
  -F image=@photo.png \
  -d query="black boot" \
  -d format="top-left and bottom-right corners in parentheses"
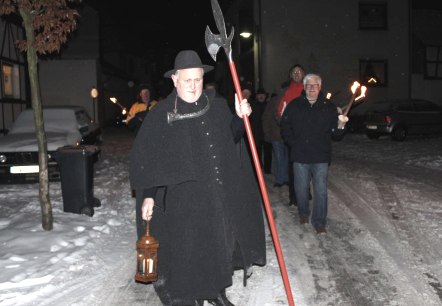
top-left (207, 289), bottom-right (235, 306)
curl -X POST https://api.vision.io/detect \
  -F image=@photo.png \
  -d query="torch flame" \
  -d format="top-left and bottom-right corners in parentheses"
top-left (350, 81), bottom-right (361, 94)
top-left (122, 109), bottom-right (127, 115)
top-left (355, 86), bottom-right (367, 101)
top-left (110, 97), bottom-right (117, 104)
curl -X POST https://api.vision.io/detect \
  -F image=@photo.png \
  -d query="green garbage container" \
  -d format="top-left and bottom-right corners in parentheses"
top-left (56, 145), bottom-right (101, 217)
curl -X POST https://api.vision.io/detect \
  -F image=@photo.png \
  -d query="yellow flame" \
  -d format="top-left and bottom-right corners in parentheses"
top-left (351, 81), bottom-right (361, 94)
top-left (326, 93), bottom-right (332, 99)
top-left (122, 109), bottom-right (127, 115)
top-left (110, 97), bottom-right (117, 103)
top-left (355, 86), bottom-right (367, 101)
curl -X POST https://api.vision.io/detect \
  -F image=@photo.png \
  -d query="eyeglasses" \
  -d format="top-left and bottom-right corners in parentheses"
top-left (305, 83), bottom-right (320, 89)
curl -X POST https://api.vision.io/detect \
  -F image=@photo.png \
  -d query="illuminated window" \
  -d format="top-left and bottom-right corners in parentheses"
top-left (1, 62), bottom-right (21, 99)
top-left (360, 59), bottom-right (388, 87)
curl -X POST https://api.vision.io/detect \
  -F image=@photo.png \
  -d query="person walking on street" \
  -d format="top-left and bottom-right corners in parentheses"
top-left (277, 64), bottom-right (305, 119)
top-left (126, 85), bottom-right (158, 134)
top-left (130, 50), bottom-right (266, 306)
top-left (249, 87), bottom-right (272, 174)
top-left (281, 73), bottom-right (348, 234)
top-left (262, 94), bottom-right (289, 188)
top-left (274, 64), bottom-right (306, 204)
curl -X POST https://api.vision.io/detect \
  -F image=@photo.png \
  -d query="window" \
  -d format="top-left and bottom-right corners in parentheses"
top-left (424, 45), bottom-right (442, 79)
top-left (359, 2), bottom-right (388, 30)
top-left (360, 59), bottom-right (388, 87)
top-left (1, 61), bottom-right (21, 99)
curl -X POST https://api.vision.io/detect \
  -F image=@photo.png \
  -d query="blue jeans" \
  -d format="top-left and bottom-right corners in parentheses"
top-left (272, 141), bottom-right (289, 184)
top-left (293, 162), bottom-right (328, 228)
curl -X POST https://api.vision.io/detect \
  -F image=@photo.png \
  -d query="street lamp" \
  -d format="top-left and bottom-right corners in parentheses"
top-left (90, 87), bottom-right (98, 123)
top-left (240, 31), bottom-right (252, 38)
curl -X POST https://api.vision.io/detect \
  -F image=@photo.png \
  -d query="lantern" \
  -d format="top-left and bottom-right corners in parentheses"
top-left (135, 222), bottom-right (159, 283)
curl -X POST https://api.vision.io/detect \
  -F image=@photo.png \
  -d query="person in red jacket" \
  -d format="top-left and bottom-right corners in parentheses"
top-left (277, 64), bottom-right (305, 118)
top-left (274, 64), bottom-right (306, 205)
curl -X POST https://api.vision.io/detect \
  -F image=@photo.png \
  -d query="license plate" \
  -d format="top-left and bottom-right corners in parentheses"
top-left (10, 165), bottom-right (39, 174)
top-left (366, 125), bottom-right (378, 130)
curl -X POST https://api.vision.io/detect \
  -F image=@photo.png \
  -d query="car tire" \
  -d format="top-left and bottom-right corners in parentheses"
top-left (392, 127), bottom-right (407, 141)
top-left (366, 131), bottom-right (380, 139)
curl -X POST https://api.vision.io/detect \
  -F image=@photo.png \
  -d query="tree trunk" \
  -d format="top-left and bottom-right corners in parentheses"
top-left (19, 8), bottom-right (53, 231)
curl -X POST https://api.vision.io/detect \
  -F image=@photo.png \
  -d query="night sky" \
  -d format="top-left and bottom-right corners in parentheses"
top-left (85, 0), bottom-right (235, 59)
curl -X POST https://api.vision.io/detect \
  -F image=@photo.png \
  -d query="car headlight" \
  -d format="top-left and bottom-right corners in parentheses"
top-left (0, 154), bottom-right (6, 163)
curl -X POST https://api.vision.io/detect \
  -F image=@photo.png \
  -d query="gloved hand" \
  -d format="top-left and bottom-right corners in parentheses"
top-left (235, 94), bottom-right (252, 118)
top-left (338, 114), bottom-right (349, 129)
top-left (141, 198), bottom-right (155, 221)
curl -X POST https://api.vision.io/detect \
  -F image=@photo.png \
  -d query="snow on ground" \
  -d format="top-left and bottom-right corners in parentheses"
top-left (1, 127), bottom-right (442, 306)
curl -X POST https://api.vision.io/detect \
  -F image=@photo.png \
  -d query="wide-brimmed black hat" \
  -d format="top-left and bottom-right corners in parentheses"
top-left (164, 50), bottom-right (214, 78)
top-left (256, 87), bottom-right (267, 95)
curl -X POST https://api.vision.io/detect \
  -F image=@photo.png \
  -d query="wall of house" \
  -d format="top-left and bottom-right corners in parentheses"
top-left (39, 59), bottom-right (99, 122)
top-left (259, 0), bottom-right (409, 109)
top-left (411, 9), bottom-right (442, 104)
top-left (60, 5), bottom-right (99, 60)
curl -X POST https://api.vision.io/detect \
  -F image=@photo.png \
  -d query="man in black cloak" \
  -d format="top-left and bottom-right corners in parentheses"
top-left (129, 50), bottom-right (266, 306)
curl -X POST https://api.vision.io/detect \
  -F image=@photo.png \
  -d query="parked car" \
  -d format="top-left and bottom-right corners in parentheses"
top-left (0, 106), bottom-right (101, 183)
top-left (365, 99), bottom-right (442, 141)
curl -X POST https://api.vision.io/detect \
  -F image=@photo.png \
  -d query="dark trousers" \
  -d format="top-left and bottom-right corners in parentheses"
top-left (246, 138), bottom-right (272, 174)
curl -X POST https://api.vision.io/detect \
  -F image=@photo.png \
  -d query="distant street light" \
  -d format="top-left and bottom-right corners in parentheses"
top-left (240, 31), bottom-right (252, 38)
top-left (90, 87), bottom-right (98, 123)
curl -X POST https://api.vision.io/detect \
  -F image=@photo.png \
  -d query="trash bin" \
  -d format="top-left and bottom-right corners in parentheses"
top-left (56, 145), bottom-right (101, 217)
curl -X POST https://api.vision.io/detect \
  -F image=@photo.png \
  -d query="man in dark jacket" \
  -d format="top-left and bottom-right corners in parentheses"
top-left (129, 50), bottom-right (266, 306)
top-left (281, 73), bottom-right (348, 234)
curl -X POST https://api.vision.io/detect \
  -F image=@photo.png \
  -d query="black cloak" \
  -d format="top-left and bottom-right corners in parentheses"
top-left (129, 89), bottom-right (266, 305)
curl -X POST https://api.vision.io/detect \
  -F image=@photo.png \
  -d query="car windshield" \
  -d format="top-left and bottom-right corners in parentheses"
top-left (9, 109), bottom-right (78, 134)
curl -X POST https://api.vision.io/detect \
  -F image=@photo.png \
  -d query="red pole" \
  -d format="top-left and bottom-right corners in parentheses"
top-left (229, 61), bottom-right (295, 306)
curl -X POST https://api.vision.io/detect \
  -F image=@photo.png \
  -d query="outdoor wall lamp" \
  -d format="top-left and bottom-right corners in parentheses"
top-left (90, 87), bottom-right (98, 123)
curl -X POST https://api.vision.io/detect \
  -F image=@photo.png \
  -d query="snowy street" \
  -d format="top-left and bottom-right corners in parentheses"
top-left (1, 127), bottom-right (441, 306)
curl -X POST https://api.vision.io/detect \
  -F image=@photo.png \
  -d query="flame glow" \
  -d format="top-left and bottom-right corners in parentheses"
top-left (110, 97), bottom-right (117, 104)
top-left (326, 93), bottom-right (332, 99)
top-left (351, 81), bottom-right (361, 94)
top-left (355, 86), bottom-right (367, 101)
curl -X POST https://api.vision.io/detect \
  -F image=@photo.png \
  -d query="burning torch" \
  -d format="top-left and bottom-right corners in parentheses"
top-left (110, 97), bottom-right (127, 116)
top-left (338, 82), bottom-right (367, 123)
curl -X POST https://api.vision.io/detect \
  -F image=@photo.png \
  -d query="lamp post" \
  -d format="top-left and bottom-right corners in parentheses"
top-left (90, 87), bottom-right (98, 123)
